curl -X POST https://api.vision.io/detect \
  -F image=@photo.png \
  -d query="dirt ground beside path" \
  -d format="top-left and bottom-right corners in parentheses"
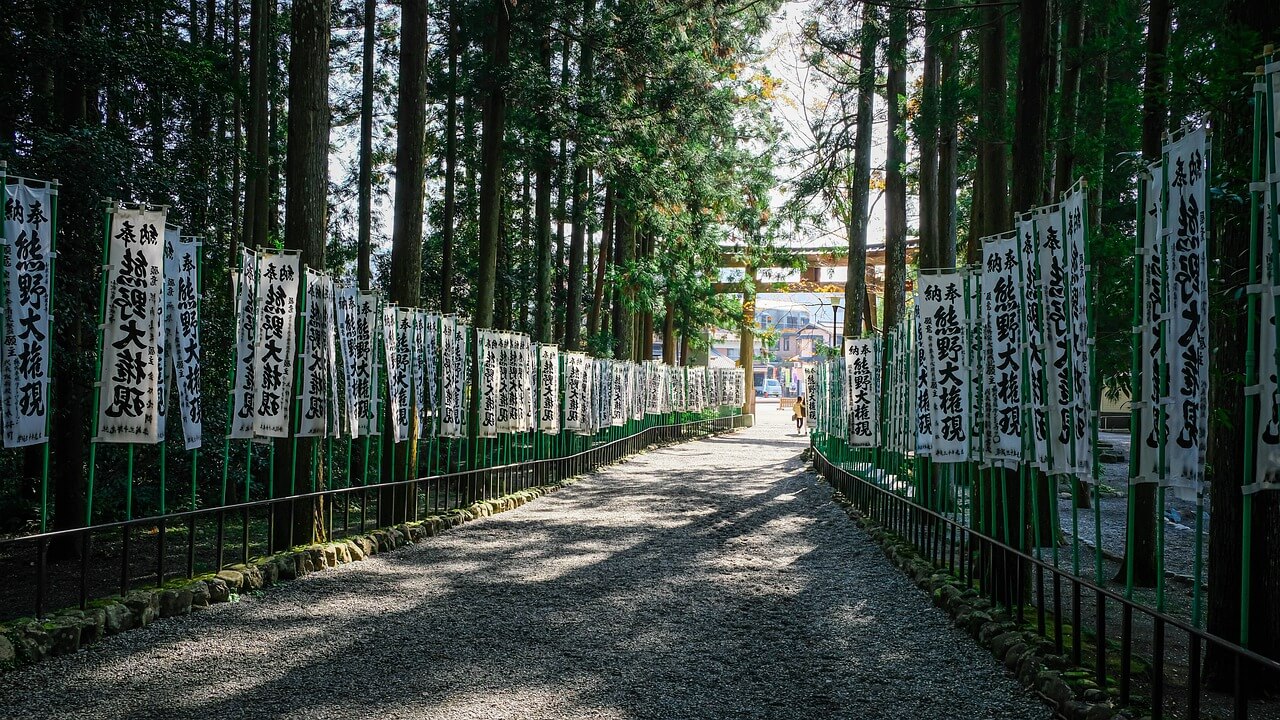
top-left (0, 408), bottom-right (1046, 720)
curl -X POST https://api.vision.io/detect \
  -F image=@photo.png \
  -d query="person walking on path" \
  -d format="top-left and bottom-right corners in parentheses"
top-left (792, 394), bottom-right (806, 434)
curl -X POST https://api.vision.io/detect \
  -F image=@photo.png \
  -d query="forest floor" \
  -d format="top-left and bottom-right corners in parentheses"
top-left (0, 410), bottom-right (1046, 720)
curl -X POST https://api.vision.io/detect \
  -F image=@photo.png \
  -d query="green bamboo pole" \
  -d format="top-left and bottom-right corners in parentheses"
top-left (289, 267), bottom-right (310, 497)
top-left (1125, 166), bottom-right (1149, 602)
top-left (85, 203), bottom-right (116, 525)
top-left (1239, 64), bottom-right (1268, 649)
top-left (1057, 189), bottom-right (1083, 582)
top-left (190, 238), bottom-right (202, 510)
top-left (1155, 149), bottom-right (1173, 613)
top-left (43, 178), bottom-right (58, 531)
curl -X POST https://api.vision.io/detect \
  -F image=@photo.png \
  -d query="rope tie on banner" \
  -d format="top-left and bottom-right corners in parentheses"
top-left (1250, 181), bottom-right (1269, 192)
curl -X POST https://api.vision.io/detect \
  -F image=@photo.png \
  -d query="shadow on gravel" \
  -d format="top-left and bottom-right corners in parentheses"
top-left (0, 431), bottom-right (1045, 720)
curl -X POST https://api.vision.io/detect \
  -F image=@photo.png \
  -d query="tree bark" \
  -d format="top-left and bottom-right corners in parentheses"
top-left (474, 0), bottom-right (511, 331)
top-left (917, 2), bottom-right (940, 271)
top-left (1053, 0), bottom-right (1084, 197)
top-left (1204, 0), bottom-right (1280, 689)
top-left (614, 202), bottom-right (635, 361)
top-left (1117, 0), bottom-right (1170, 589)
top-left (937, 29), bottom-right (960, 267)
top-left (976, 4), bottom-right (1009, 239)
top-left (244, 0), bottom-right (271, 252)
top-left (357, 0), bottom-right (375, 291)
top-left (1011, 0), bottom-right (1051, 215)
top-left (588, 182), bottom-right (613, 342)
top-left (276, 0), bottom-right (330, 549)
top-left (534, 25), bottom-right (554, 342)
top-left (845, 5), bottom-right (879, 338)
top-left (882, 6), bottom-right (906, 334)
top-left (565, 0), bottom-right (595, 351)
top-left (440, 0), bottom-right (459, 309)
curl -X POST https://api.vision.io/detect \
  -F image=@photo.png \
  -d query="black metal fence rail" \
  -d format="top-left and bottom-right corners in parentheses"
top-left (1, 415), bottom-right (740, 624)
top-left (811, 448), bottom-right (1280, 720)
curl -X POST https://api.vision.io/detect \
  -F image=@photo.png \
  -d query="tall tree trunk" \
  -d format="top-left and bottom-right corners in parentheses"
top-left (614, 202), bottom-right (634, 361)
top-left (357, 0), bottom-right (375, 291)
top-left (1011, 0), bottom-right (1050, 215)
top-left (882, 6), bottom-right (906, 334)
top-left (937, 30), bottom-right (960, 267)
top-left (565, 0), bottom-right (595, 351)
top-left (917, 2), bottom-right (940, 271)
top-left (845, 6), bottom-right (879, 338)
top-left (533, 23), bottom-right (554, 344)
top-left (1013, 0), bottom-right (1058, 553)
top-left (276, 0), bottom-right (330, 549)
top-left (639, 230), bottom-right (654, 361)
top-left (553, 35), bottom-right (571, 345)
top-left (49, 1), bottom-right (89, 557)
top-left (975, 4), bottom-right (1009, 239)
top-left (1117, 0), bottom-right (1170, 589)
top-left (1205, 0), bottom-right (1280, 689)
top-left (440, 0), bottom-right (459, 309)
top-left (662, 297), bottom-right (676, 365)
top-left (244, 0), bottom-right (271, 251)
top-left (379, 0), bottom-right (429, 527)
top-left (517, 168), bottom-right (532, 331)
top-left (1054, 0), bottom-right (1084, 197)
top-left (228, 0), bottom-right (244, 301)
top-left (589, 182), bottom-right (614, 342)
top-left (473, 0), bottom-right (511, 331)
top-left (611, 196), bottom-right (625, 356)
top-left (470, 0), bottom-right (510, 444)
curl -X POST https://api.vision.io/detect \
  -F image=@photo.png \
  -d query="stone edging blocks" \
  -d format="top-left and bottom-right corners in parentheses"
top-left (822, 482), bottom-right (1151, 720)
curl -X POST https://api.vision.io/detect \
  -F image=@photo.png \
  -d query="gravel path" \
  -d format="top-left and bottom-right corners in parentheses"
top-left (0, 409), bottom-right (1047, 720)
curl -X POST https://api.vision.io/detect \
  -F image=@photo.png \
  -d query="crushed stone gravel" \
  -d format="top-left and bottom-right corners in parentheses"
top-left (0, 409), bottom-right (1048, 720)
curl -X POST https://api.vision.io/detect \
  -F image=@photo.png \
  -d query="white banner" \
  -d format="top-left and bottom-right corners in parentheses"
top-left (97, 205), bottom-right (166, 444)
top-left (981, 232), bottom-right (1022, 465)
top-left (422, 312), bottom-right (439, 425)
top-left (298, 270), bottom-right (335, 438)
top-left (1136, 166), bottom-right (1165, 483)
top-left (1063, 187), bottom-right (1092, 478)
top-left (1035, 205), bottom-right (1074, 475)
top-left (358, 293), bottom-right (381, 436)
top-left (913, 304), bottom-right (934, 457)
top-left (383, 306), bottom-right (408, 442)
top-left (411, 311), bottom-right (427, 439)
top-left (918, 273), bottom-right (970, 462)
top-left (563, 352), bottom-right (587, 433)
top-left (1018, 215), bottom-right (1050, 470)
top-left (164, 234), bottom-right (202, 449)
top-left (477, 330), bottom-right (499, 438)
top-left (1163, 128), bottom-right (1209, 495)
top-left (438, 316), bottom-right (467, 438)
top-left (250, 253), bottom-right (300, 438)
top-left (844, 339), bottom-right (878, 447)
top-left (229, 249), bottom-right (258, 439)
top-left (539, 344), bottom-right (559, 433)
top-left (334, 286), bottom-right (360, 438)
top-left (157, 228), bottom-right (173, 444)
top-left (1, 182), bottom-right (53, 448)
top-left (1254, 66), bottom-right (1280, 487)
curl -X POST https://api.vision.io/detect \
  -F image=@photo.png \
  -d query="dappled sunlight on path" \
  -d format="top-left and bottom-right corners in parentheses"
top-left (0, 407), bottom-right (1047, 720)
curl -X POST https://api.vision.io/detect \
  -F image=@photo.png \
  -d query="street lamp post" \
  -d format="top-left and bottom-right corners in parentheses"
top-left (831, 295), bottom-right (842, 352)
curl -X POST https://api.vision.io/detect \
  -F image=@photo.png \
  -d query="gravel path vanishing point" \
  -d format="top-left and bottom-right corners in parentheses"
top-left (0, 408), bottom-right (1048, 720)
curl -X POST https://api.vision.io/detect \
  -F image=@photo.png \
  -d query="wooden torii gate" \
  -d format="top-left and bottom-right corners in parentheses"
top-left (716, 243), bottom-right (916, 419)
